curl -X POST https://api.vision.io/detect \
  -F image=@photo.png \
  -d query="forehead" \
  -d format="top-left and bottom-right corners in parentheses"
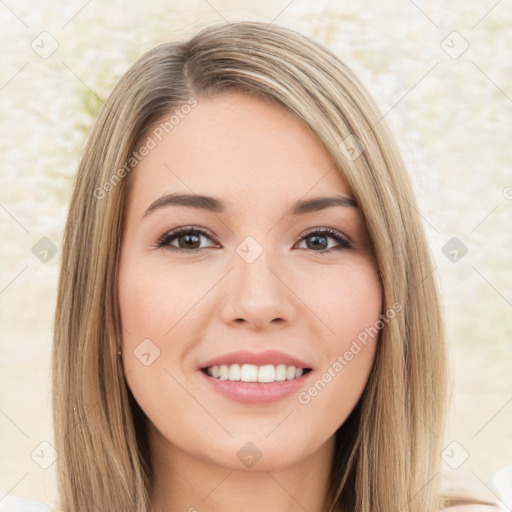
top-left (127, 92), bottom-right (351, 214)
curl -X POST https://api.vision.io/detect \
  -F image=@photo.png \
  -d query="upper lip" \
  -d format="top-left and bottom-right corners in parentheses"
top-left (199, 350), bottom-right (313, 370)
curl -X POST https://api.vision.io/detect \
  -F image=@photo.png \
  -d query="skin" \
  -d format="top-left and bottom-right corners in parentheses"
top-left (118, 92), bottom-right (383, 512)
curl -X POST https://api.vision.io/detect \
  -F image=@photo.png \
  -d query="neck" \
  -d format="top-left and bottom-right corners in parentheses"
top-left (148, 423), bottom-right (337, 512)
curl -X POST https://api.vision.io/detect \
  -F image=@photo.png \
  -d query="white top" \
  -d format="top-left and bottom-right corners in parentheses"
top-left (0, 495), bottom-right (507, 511)
top-left (0, 496), bottom-right (54, 512)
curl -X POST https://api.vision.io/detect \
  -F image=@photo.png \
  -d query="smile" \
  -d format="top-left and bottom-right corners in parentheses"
top-left (202, 363), bottom-right (312, 383)
top-left (199, 365), bottom-right (314, 404)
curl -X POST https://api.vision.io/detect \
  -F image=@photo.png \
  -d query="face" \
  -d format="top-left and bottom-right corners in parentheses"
top-left (118, 92), bottom-right (382, 473)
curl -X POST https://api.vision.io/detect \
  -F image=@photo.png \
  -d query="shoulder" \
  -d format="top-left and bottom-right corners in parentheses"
top-left (442, 506), bottom-right (501, 511)
top-left (440, 467), bottom-right (506, 512)
top-left (0, 496), bottom-right (55, 511)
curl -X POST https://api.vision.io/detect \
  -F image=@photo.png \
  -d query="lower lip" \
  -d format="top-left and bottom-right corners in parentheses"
top-left (198, 369), bottom-right (313, 404)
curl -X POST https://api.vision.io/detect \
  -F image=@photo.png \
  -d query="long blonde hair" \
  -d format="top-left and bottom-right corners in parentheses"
top-left (53, 21), bottom-right (449, 511)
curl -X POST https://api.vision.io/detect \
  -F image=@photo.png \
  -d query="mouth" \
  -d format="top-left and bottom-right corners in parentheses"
top-left (197, 350), bottom-right (315, 403)
top-left (200, 364), bottom-right (313, 383)
top-left (198, 363), bottom-right (314, 404)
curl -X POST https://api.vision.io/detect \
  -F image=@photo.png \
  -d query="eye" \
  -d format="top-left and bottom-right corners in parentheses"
top-left (296, 228), bottom-right (353, 253)
top-left (153, 226), bottom-right (353, 254)
top-left (153, 226), bottom-right (218, 252)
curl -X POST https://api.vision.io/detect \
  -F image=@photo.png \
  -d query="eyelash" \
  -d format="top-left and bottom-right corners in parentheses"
top-left (153, 226), bottom-right (353, 254)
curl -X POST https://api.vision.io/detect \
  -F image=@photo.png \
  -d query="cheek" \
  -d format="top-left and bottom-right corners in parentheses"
top-left (117, 258), bottom-right (213, 430)
top-left (294, 260), bottom-right (382, 413)
top-left (301, 258), bottom-right (383, 347)
top-left (117, 255), bottom-right (232, 395)
top-left (118, 257), bottom-right (217, 340)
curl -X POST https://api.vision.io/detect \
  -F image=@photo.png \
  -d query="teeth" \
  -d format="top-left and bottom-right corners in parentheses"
top-left (228, 363), bottom-right (241, 381)
top-left (205, 363), bottom-right (308, 383)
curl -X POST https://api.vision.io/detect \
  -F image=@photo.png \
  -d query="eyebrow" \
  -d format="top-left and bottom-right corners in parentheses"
top-left (142, 192), bottom-right (357, 219)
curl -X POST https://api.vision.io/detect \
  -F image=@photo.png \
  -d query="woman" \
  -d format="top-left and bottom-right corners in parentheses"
top-left (45, 21), bottom-right (502, 512)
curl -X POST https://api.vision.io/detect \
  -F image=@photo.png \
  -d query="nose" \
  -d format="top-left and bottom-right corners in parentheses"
top-left (218, 244), bottom-right (298, 331)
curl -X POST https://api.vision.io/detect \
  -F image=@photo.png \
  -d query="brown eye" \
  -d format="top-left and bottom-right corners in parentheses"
top-left (155, 227), bottom-right (217, 252)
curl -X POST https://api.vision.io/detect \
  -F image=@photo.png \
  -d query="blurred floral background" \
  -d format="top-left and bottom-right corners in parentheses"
top-left (1, 0), bottom-right (511, 506)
